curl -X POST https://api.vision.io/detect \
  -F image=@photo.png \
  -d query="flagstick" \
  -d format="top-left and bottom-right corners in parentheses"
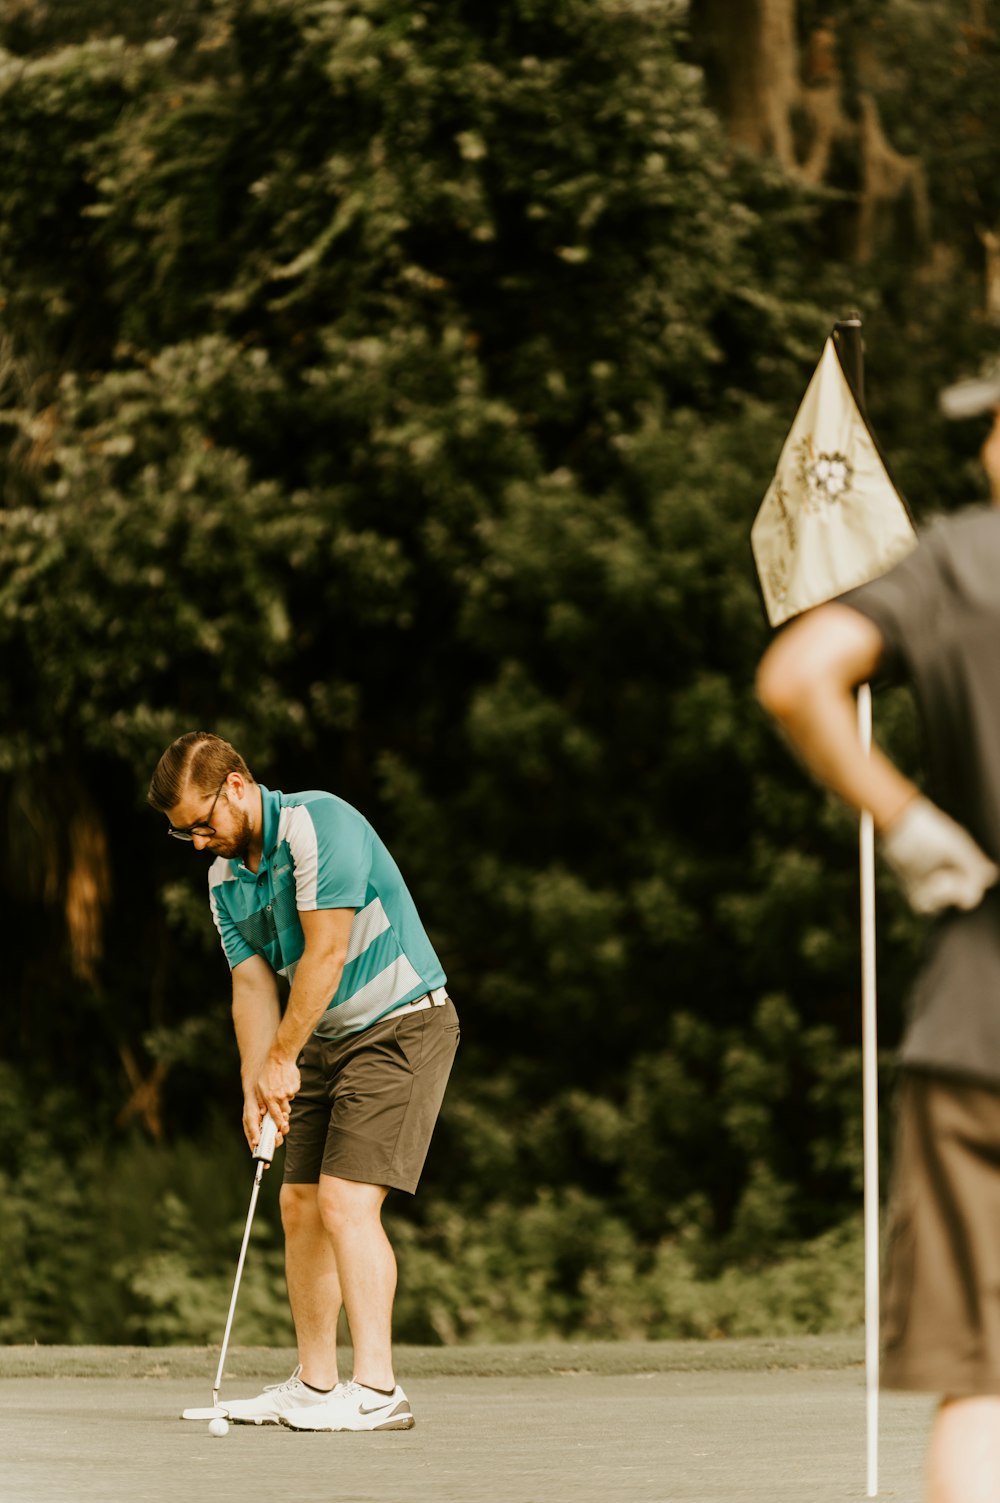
top-left (751, 312), bottom-right (909, 1499)
top-left (834, 314), bottom-right (880, 1497)
top-left (858, 682), bottom-right (879, 1498)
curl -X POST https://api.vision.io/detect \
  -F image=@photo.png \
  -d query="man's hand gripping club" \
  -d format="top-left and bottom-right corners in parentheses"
top-left (233, 908), bottom-right (355, 1154)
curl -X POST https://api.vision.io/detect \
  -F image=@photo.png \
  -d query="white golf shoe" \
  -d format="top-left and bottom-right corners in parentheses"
top-left (280, 1379), bottom-right (414, 1431)
top-left (219, 1365), bottom-right (338, 1425)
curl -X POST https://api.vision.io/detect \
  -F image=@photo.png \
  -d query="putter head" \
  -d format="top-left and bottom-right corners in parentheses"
top-left (181, 1404), bottom-right (227, 1420)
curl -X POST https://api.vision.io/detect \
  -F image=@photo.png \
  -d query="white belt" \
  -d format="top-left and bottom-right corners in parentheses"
top-left (385, 986), bottom-right (449, 1019)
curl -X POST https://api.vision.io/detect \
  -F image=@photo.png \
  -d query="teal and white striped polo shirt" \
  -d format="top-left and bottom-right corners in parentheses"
top-left (208, 784), bottom-right (446, 1040)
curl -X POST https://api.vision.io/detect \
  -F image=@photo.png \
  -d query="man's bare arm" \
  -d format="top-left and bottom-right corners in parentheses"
top-left (757, 602), bottom-right (998, 913)
top-left (755, 602), bottom-right (918, 832)
top-left (231, 954), bottom-right (282, 1148)
top-left (254, 907), bottom-right (355, 1126)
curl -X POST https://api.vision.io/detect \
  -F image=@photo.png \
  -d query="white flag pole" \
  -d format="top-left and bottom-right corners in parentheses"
top-left (751, 314), bottom-right (915, 1498)
top-left (858, 683), bottom-right (879, 1498)
top-left (835, 316), bottom-right (879, 1498)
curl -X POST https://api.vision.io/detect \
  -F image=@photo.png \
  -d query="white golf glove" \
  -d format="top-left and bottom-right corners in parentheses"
top-left (880, 797), bottom-right (999, 915)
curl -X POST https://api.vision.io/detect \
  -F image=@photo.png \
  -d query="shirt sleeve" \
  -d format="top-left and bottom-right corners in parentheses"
top-left (209, 874), bottom-right (257, 971)
top-left (284, 798), bottom-right (371, 911)
top-left (837, 528), bottom-right (943, 681)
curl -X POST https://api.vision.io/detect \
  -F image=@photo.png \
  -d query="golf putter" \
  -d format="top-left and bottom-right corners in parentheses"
top-left (180, 1114), bottom-right (280, 1420)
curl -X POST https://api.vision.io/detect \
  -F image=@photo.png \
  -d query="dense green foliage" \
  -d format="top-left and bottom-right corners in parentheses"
top-left (1, 0), bottom-right (996, 1342)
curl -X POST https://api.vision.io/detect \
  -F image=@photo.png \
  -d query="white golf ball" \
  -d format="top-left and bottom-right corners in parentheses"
top-left (208, 1417), bottom-right (229, 1437)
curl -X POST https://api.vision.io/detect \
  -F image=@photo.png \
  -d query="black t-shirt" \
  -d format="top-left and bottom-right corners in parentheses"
top-left (842, 505), bottom-right (1000, 1083)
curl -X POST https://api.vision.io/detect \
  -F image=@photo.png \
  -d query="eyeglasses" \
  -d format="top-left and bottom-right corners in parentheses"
top-left (167, 773), bottom-right (230, 841)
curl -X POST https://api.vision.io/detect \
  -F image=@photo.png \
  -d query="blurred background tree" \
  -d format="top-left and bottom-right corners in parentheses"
top-left (1, 0), bottom-right (997, 1342)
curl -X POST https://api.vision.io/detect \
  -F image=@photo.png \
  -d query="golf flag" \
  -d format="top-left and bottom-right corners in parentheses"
top-left (753, 320), bottom-right (912, 1499)
top-left (751, 335), bottom-right (916, 626)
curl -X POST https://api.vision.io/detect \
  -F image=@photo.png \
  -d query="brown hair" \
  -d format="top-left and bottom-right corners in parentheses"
top-left (147, 732), bottom-right (254, 814)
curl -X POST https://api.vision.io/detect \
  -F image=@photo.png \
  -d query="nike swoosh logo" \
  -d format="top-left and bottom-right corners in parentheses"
top-left (359, 1401), bottom-right (397, 1415)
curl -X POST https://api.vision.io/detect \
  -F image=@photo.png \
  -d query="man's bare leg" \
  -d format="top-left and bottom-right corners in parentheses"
top-left (317, 1176), bottom-right (395, 1391)
top-left (926, 1396), bottom-right (1000, 1503)
top-left (280, 1182), bottom-right (342, 1391)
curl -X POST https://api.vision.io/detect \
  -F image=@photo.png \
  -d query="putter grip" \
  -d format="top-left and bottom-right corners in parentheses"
top-left (253, 1114), bottom-right (279, 1165)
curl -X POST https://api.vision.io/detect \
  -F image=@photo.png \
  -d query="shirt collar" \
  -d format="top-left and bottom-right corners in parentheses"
top-left (233, 783), bottom-right (280, 880)
top-left (258, 784), bottom-right (280, 862)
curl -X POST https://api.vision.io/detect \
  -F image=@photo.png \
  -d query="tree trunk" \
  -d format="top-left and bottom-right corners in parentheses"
top-left (691, 0), bottom-right (800, 167)
top-left (690, 0), bottom-right (929, 263)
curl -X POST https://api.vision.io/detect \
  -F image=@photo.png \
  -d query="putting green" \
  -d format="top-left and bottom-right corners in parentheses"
top-left (0, 1340), bottom-right (931, 1503)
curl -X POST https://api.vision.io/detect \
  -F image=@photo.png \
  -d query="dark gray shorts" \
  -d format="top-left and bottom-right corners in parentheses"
top-left (882, 1071), bottom-right (1000, 1395)
top-left (282, 996), bottom-right (459, 1195)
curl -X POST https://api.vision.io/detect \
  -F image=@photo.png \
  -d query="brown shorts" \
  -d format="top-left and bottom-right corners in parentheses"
top-left (882, 1071), bottom-right (1000, 1395)
top-left (283, 996), bottom-right (459, 1195)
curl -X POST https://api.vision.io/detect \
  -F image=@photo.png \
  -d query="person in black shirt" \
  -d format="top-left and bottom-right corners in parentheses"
top-left (757, 406), bottom-right (1000, 1503)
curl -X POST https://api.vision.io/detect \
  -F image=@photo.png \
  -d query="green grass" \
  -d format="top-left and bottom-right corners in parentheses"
top-left (0, 1333), bottom-right (865, 1381)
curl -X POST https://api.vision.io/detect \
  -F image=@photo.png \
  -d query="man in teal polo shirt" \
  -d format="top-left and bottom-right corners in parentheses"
top-left (148, 731), bottom-right (459, 1433)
